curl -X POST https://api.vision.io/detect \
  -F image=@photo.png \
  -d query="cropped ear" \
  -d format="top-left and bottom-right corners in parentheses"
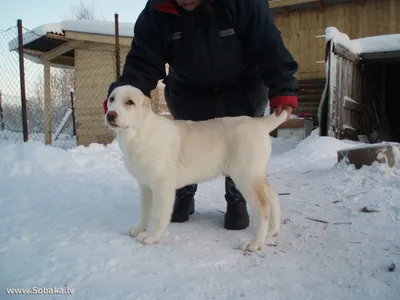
top-left (142, 96), bottom-right (151, 109)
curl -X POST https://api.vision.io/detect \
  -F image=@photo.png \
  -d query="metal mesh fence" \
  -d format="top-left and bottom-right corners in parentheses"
top-left (0, 24), bottom-right (79, 149)
top-left (0, 20), bottom-right (171, 149)
top-left (0, 26), bottom-right (23, 146)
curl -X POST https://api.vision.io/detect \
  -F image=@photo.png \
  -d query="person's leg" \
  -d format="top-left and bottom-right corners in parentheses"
top-left (222, 81), bottom-right (269, 230)
top-left (164, 85), bottom-right (217, 222)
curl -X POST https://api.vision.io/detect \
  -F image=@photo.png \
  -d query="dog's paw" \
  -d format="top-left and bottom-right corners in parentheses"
top-left (128, 224), bottom-right (145, 237)
top-left (141, 235), bottom-right (160, 245)
top-left (136, 232), bottom-right (160, 245)
top-left (239, 240), bottom-right (265, 252)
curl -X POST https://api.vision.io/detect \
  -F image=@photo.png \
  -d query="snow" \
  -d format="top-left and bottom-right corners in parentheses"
top-left (1, 130), bottom-right (400, 299)
top-left (325, 26), bottom-right (359, 53)
top-left (353, 34), bottom-right (400, 54)
top-left (8, 19), bottom-right (135, 51)
top-left (1, 130), bottom-right (76, 149)
top-left (325, 26), bottom-right (400, 54)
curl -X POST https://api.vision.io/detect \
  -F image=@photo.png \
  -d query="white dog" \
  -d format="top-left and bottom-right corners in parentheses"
top-left (105, 85), bottom-right (288, 252)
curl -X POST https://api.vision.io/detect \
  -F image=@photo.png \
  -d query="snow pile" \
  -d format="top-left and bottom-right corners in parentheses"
top-left (325, 26), bottom-right (400, 54)
top-left (272, 129), bottom-right (364, 170)
top-left (8, 19), bottom-right (135, 51)
top-left (290, 129), bottom-right (362, 159)
top-left (1, 134), bottom-right (400, 300)
top-left (353, 34), bottom-right (400, 54)
top-left (0, 141), bottom-right (123, 178)
top-left (325, 26), bottom-right (360, 53)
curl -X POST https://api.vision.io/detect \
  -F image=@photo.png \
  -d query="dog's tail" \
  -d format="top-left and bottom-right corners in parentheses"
top-left (260, 110), bottom-right (289, 133)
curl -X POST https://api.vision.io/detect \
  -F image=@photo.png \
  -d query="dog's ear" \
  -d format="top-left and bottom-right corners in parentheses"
top-left (142, 96), bottom-right (151, 109)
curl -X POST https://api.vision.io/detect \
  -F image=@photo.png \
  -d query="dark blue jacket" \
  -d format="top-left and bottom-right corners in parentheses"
top-left (109, 0), bottom-right (299, 108)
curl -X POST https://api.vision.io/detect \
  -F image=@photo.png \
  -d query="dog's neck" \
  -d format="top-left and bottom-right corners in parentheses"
top-left (115, 106), bottom-right (158, 150)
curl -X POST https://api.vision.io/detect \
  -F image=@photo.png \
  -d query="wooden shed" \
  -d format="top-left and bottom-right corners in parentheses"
top-left (318, 27), bottom-right (400, 144)
top-left (269, 0), bottom-right (400, 122)
top-left (8, 19), bottom-right (169, 147)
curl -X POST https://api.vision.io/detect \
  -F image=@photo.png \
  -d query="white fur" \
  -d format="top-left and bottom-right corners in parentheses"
top-left (105, 85), bottom-right (287, 252)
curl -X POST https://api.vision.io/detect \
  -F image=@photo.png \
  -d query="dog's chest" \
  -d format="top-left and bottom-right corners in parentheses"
top-left (122, 150), bottom-right (160, 184)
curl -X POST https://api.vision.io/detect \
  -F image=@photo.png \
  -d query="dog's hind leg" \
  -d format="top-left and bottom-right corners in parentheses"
top-left (128, 184), bottom-right (153, 237)
top-left (137, 178), bottom-right (176, 245)
top-left (234, 175), bottom-right (279, 252)
top-left (265, 180), bottom-right (280, 237)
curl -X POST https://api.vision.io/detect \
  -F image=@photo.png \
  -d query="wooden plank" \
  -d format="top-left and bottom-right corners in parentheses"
top-left (75, 127), bottom-right (111, 136)
top-left (64, 31), bottom-right (133, 46)
top-left (40, 40), bottom-right (83, 63)
top-left (268, 0), bottom-right (315, 9)
top-left (75, 106), bottom-right (104, 115)
top-left (333, 43), bottom-right (359, 63)
top-left (338, 144), bottom-right (400, 169)
top-left (272, 0), bottom-right (399, 80)
top-left (316, 0), bottom-right (324, 12)
top-left (360, 51), bottom-right (400, 61)
top-left (75, 64), bottom-right (116, 79)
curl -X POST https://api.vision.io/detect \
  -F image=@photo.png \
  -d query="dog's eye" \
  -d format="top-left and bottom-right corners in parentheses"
top-left (126, 100), bottom-right (135, 105)
top-left (109, 97), bottom-right (115, 102)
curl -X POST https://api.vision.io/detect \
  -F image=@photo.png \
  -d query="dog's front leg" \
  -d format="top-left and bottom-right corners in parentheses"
top-left (128, 184), bottom-right (152, 238)
top-left (137, 179), bottom-right (176, 245)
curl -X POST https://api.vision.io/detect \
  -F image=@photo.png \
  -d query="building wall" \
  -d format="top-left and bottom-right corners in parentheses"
top-left (74, 42), bottom-right (130, 146)
top-left (74, 41), bottom-right (170, 146)
top-left (273, 0), bottom-right (400, 80)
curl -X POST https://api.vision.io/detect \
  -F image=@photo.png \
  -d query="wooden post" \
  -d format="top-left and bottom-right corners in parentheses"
top-left (114, 13), bottom-right (121, 80)
top-left (44, 61), bottom-right (52, 144)
top-left (17, 19), bottom-right (28, 142)
top-left (0, 90), bottom-right (4, 131)
top-left (70, 91), bottom-right (76, 136)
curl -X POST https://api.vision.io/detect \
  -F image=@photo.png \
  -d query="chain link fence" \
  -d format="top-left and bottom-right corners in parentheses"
top-left (0, 25), bottom-right (23, 146)
top-left (0, 24), bottom-right (78, 149)
top-left (0, 19), bottom-right (170, 149)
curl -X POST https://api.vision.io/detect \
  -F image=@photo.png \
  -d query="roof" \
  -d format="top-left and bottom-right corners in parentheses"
top-left (269, 0), bottom-right (359, 14)
top-left (8, 19), bottom-right (135, 51)
top-left (325, 26), bottom-right (400, 59)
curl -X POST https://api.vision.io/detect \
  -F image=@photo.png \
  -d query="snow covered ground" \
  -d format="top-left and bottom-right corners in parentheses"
top-left (1, 130), bottom-right (399, 300)
top-left (0, 130), bottom-right (76, 149)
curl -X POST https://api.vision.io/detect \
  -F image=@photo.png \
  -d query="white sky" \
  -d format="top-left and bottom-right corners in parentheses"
top-left (0, 0), bottom-right (148, 99)
top-left (0, 0), bottom-right (148, 30)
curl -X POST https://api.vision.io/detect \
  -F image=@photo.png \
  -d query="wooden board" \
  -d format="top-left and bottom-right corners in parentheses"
top-left (337, 144), bottom-right (400, 169)
top-left (273, 0), bottom-right (400, 80)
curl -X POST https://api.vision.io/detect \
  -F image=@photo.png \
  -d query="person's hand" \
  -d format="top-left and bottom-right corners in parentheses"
top-left (274, 105), bottom-right (292, 121)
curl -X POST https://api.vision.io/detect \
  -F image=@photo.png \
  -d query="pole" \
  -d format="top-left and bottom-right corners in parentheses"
top-left (70, 91), bottom-right (76, 136)
top-left (114, 13), bottom-right (121, 80)
top-left (0, 90), bottom-right (4, 131)
top-left (17, 19), bottom-right (28, 142)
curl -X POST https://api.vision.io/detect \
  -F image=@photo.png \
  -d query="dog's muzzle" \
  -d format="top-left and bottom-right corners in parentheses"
top-left (107, 111), bottom-right (118, 124)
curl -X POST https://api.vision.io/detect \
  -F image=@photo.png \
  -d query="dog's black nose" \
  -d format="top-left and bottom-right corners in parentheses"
top-left (107, 111), bottom-right (118, 122)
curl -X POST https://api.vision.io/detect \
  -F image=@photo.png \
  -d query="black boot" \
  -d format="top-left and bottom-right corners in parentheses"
top-left (224, 177), bottom-right (250, 230)
top-left (170, 184), bottom-right (196, 223)
top-left (224, 201), bottom-right (250, 230)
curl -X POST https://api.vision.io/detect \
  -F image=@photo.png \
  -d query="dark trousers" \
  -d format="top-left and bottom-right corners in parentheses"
top-left (164, 80), bottom-right (269, 203)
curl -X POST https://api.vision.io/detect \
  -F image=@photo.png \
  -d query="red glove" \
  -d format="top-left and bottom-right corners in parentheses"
top-left (103, 99), bottom-right (108, 115)
top-left (270, 96), bottom-right (298, 121)
top-left (270, 96), bottom-right (298, 109)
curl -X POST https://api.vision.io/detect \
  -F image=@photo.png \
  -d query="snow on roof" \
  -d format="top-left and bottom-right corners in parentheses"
top-left (325, 26), bottom-right (400, 54)
top-left (8, 19), bottom-right (135, 51)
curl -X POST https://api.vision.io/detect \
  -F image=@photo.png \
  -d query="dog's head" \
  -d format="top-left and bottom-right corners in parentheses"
top-left (104, 85), bottom-right (151, 131)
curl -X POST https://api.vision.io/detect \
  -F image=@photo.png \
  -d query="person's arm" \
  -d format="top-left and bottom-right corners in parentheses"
top-left (107, 2), bottom-right (166, 98)
top-left (237, 0), bottom-right (299, 111)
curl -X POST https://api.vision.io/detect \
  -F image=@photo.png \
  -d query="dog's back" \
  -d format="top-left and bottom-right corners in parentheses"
top-left (173, 111), bottom-right (288, 188)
